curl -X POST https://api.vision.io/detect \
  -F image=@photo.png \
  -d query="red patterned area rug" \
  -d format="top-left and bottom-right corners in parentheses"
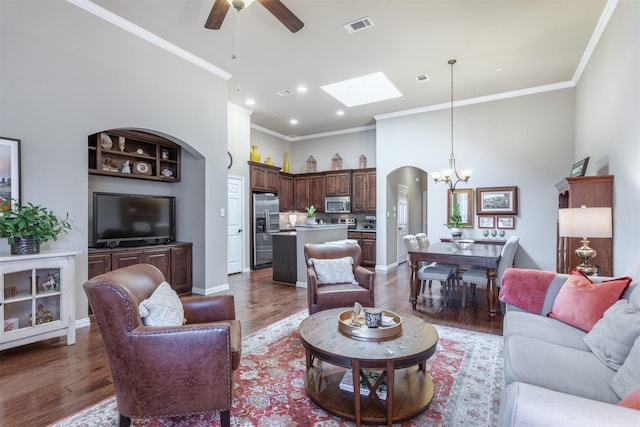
top-left (50, 311), bottom-right (503, 427)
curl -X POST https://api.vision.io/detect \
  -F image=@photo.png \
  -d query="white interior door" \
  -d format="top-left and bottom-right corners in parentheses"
top-left (227, 176), bottom-right (244, 274)
top-left (397, 184), bottom-right (409, 264)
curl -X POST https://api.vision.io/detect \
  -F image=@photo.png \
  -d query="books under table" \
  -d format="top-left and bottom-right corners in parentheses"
top-left (339, 369), bottom-right (388, 399)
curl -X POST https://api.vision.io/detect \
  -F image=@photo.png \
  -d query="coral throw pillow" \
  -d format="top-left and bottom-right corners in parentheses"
top-left (618, 389), bottom-right (640, 410)
top-left (548, 270), bottom-right (631, 332)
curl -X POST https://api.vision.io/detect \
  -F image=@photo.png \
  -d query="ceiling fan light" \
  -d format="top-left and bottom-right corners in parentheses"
top-left (228, 0), bottom-right (255, 10)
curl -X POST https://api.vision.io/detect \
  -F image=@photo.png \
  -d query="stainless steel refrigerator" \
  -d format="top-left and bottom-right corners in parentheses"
top-left (252, 193), bottom-right (280, 269)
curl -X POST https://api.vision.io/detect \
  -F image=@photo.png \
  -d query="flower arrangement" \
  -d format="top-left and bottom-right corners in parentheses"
top-left (306, 205), bottom-right (316, 217)
top-left (447, 203), bottom-right (463, 228)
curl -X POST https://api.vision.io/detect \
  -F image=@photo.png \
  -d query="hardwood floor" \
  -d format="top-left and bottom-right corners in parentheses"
top-left (0, 263), bottom-right (502, 427)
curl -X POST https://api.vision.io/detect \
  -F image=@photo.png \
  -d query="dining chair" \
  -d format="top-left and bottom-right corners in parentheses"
top-left (403, 235), bottom-right (457, 306)
top-left (460, 236), bottom-right (520, 309)
top-left (414, 233), bottom-right (460, 292)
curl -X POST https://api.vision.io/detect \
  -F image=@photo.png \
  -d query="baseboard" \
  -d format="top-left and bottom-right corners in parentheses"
top-left (296, 280), bottom-right (307, 289)
top-left (76, 317), bottom-right (91, 329)
top-left (192, 283), bottom-right (230, 295)
top-left (376, 262), bottom-right (398, 271)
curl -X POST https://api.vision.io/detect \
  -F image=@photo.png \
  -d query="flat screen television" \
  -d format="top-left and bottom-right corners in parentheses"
top-left (93, 192), bottom-right (175, 248)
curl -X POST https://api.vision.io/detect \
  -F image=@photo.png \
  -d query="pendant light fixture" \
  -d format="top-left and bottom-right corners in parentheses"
top-left (431, 59), bottom-right (473, 190)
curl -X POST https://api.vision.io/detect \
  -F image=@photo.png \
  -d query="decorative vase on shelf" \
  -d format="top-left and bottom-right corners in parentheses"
top-left (250, 145), bottom-right (261, 163)
top-left (265, 157), bottom-right (274, 166)
top-left (283, 151), bottom-right (290, 173)
top-left (11, 236), bottom-right (40, 255)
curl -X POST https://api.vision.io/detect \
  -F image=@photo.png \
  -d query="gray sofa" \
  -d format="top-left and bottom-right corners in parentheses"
top-left (499, 265), bottom-right (640, 426)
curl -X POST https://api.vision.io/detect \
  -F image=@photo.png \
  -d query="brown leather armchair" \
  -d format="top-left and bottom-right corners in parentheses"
top-left (304, 243), bottom-right (375, 314)
top-left (83, 264), bottom-right (241, 427)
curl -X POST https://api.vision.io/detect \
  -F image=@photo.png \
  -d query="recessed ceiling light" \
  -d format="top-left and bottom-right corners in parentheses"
top-left (290, 118), bottom-right (298, 125)
top-left (321, 72), bottom-right (402, 107)
top-left (245, 98), bottom-right (255, 105)
top-left (297, 85), bottom-right (308, 93)
top-left (336, 110), bottom-right (345, 116)
top-left (496, 68), bottom-right (504, 72)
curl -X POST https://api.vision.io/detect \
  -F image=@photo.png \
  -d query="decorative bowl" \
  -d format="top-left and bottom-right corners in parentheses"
top-left (454, 239), bottom-right (475, 250)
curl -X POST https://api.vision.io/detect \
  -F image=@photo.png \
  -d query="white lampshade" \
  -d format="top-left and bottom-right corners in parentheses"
top-left (558, 206), bottom-right (612, 238)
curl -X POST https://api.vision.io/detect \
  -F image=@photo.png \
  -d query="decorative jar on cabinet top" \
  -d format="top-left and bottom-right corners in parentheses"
top-left (283, 151), bottom-right (290, 173)
top-left (250, 145), bottom-right (261, 163)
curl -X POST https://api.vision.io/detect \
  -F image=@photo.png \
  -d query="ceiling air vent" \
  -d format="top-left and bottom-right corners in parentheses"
top-left (276, 89), bottom-right (294, 97)
top-left (343, 17), bottom-right (374, 34)
top-left (415, 74), bottom-right (430, 83)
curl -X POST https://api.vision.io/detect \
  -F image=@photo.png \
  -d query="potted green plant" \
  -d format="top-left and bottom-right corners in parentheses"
top-left (306, 205), bottom-right (317, 225)
top-left (447, 203), bottom-right (464, 238)
top-left (0, 199), bottom-right (72, 255)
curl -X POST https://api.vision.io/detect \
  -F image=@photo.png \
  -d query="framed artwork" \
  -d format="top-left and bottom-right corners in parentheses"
top-left (570, 157), bottom-right (589, 177)
top-left (0, 137), bottom-right (20, 206)
top-left (478, 216), bottom-right (496, 229)
top-left (476, 186), bottom-right (518, 215)
top-left (447, 188), bottom-right (474, 228)
top-left (497, 216), bottom-right (515, 229)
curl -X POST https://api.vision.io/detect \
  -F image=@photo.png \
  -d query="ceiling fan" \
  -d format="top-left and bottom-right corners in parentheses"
top-left (205, 0), bottom-right (304, 33)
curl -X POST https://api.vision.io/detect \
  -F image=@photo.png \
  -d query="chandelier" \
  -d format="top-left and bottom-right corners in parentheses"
top-left (431, 59), bottom-right (473, 190)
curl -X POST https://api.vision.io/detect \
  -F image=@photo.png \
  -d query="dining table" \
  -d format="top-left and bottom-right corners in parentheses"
top-left (408, 241), bottom-right (503, 318)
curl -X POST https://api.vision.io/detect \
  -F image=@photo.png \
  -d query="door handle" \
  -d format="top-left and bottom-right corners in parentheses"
top-left (238, 229), bottom-right (243, 233)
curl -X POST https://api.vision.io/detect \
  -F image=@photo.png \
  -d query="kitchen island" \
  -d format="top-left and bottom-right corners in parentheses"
top-left (272, 224), bottom-right (349, 287)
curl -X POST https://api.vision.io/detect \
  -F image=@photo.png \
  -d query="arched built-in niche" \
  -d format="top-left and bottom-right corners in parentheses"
top-left (87, 128), bottom-right (206, 286)
top-left (385, 166), bottom-right (429, 266)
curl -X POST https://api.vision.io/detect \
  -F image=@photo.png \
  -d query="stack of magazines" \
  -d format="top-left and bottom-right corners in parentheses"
top-left (339, 369), bottom-right (387, 399)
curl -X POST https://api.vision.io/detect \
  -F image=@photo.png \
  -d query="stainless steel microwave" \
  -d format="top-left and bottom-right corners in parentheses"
top-left (325, 196), bottom-right (351, 213)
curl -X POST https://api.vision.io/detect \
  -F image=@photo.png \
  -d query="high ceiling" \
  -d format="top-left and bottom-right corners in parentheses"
top-left (88, 0), bottom-right (608, 139)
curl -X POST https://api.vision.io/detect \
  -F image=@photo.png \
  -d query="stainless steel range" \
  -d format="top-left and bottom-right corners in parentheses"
top-left (331, 218), bottom-right (357, 229)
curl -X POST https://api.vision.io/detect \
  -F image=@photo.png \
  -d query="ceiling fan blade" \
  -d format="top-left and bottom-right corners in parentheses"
top-left (205, 0), bottom-right (231, 30)
top-left (258, 0), bottom-right (304, 33)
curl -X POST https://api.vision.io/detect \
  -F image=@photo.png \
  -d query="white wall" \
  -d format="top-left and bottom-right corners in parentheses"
top-left (291, 129), bottom-right (376, 173)
top-left (575, 0), bottom-right (640, 274)
top-left (0, 1), bottom-right (230, 318)
top-left (376, 89), bottom-right (576, 270)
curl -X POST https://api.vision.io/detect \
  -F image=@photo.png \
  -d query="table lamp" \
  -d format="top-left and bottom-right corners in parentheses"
top-left (558, 205), bottom-right (612, 275)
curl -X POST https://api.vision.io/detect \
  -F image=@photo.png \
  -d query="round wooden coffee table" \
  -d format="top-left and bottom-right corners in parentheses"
top-left (298, 307), bottom-right (438, 426)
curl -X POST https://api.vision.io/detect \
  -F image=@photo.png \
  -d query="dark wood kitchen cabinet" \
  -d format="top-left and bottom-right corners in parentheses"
top-left (294, 174), bottom-right (325, 212)
top-left (279, 173), bottom-right (295, 211)
top-left (352, 168), bottom-right (376, 213)
top-left (88, 242), bottom-right (192, 294)
top-left (325, 171), bottom-right (351, 196)
top-left (249, 161), bottom-right (281, 193)
top-left (348, 231), bottom-right (376, 267)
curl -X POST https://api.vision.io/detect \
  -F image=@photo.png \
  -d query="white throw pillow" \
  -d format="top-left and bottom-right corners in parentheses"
top-left (139, 281), bottom-right (185, 326)
top-left (583, 299), bottom-right (640, 370)
top-left (611, 335), bottom-right (640, 399)
top-left (310, 257), bottom-right (357, 285)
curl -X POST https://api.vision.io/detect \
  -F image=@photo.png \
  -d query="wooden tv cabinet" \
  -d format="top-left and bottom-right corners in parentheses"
top-left (88, 242), bottom-right (192, 294)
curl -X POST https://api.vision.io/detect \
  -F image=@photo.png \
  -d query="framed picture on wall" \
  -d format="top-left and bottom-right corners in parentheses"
top-left (476, 186), bottom-right (518, 215)
top-left (0, 137), bottom-right (21, 207)
top-left (478, 216), bottom-right (496, 229)
top-left (497, 216), bottom-right (515, 229)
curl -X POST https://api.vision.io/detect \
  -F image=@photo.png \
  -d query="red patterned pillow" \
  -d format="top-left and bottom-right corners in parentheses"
top-left (618, 389), bottom-right (640, 410)
top-left (548, 270), bottom-right (631, 331)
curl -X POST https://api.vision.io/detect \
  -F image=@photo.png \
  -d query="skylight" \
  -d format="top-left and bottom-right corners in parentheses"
top-left (320, 72), bottom-right (402, 107)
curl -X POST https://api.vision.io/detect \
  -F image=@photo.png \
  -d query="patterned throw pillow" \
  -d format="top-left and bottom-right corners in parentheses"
top-left (548, 270), bottom-right (631, 331)
top-left (139, 281), bottom-right (185, 326)
top-left (310, 257), bottom-right (358, 285)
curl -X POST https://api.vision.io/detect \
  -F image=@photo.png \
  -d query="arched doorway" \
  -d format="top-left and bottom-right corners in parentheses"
top-left (386, 166), bottom-right (429, 266)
